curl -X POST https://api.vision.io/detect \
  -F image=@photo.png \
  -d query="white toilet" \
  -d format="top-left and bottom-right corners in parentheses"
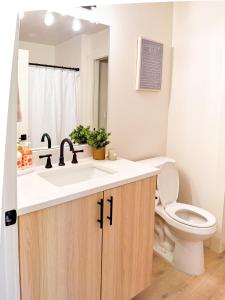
top-left (139, 157), bottom-right (216, 275)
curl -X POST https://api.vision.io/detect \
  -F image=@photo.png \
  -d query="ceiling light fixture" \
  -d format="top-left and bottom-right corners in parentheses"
top-left (44, 11), bottom-right (54, 26)
top-left (72, 19), bottom-right (81, 32)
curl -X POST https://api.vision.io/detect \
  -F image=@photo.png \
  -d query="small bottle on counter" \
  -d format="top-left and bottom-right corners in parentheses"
top-left (17, 150), bottom-right (22, 169)
top-left (22, 145), bottom-right (33, 168)
top-left (17, 134), bottom-right (33, 169)
top-left (17, 137), bottom-right (23, 170)
top-left (108, 148), bottom-right (117, 160)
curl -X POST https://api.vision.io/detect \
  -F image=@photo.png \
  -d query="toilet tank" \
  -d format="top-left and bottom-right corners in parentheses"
top-left (138, 156), bottom-right (176, 169)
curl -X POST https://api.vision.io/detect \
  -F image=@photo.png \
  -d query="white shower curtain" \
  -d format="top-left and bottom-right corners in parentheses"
top-left (28, 66), bottom-right (80, 148)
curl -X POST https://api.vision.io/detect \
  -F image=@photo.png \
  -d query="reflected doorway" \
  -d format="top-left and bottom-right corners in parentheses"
top-left (93, 57), bottom-right (108, 129)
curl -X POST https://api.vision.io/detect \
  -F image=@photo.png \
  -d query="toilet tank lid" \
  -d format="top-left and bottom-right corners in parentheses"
top-left (138, 156), bottom-right (176, 168)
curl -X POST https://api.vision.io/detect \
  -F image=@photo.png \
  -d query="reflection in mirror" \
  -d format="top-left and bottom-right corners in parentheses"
top-left (17, 10), bottom-right (109, 149)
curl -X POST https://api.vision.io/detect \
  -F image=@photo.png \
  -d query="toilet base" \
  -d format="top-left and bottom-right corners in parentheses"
top-left (154, 207), bottom-right (216, 276)
top-left (173, 239), bottom-right (204, 275)
top-left (154, 238), bottom-right (205, 275)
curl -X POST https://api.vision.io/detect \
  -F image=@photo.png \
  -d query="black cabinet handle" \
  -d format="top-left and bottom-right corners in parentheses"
top-left (97, 199), bottom-right (104, 229)
top-left (107, 196), bottom-right (113, 225)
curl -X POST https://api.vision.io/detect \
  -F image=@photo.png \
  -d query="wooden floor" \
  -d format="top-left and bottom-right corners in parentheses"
top-left (134, 248), bottom-right (225, 300)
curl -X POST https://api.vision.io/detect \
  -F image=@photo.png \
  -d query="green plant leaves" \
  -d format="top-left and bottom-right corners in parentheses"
top-left (69, 126), bottom-right (111, 149)
top-left (87, 128), bottom-right (111, 149)
top-left (69, 125), bottom-right (91, 144)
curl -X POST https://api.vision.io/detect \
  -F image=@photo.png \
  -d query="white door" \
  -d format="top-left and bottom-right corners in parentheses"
top-left (0, 10), bottom-right (20, 300)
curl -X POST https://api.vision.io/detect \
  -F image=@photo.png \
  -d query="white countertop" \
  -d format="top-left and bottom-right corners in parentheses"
top-left (17, 157), bottom-right (159, 216)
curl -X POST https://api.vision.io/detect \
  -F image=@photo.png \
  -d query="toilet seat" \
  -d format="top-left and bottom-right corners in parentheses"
top-left (157, 162), bottom-right (216, 229)
top-left (165, 202), bottom-right (216, 228)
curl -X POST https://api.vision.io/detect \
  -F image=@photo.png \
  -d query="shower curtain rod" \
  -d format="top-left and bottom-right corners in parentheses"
top-left (29, 63), bottom-right (80, 71)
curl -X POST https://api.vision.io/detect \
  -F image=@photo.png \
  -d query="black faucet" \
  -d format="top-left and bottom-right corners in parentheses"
top-left (59, 138), bottom-right (84, 166)
top-left (39, 154), bottom-right (52, 168)
top-left (41, 133), bottom-right (51, 149)
top-left (72, 149), bottom-right (84, 164)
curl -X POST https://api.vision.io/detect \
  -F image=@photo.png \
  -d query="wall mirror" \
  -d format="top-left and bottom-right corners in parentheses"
top-left (17, 9), bottom-right (109, 149)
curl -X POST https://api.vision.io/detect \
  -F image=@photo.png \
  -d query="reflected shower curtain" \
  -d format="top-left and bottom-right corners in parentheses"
top-left (28, 66), bottom-right (80, 148)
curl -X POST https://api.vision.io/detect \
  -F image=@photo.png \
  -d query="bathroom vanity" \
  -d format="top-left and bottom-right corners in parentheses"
top-left (18, 158), bottom-right (158, 300)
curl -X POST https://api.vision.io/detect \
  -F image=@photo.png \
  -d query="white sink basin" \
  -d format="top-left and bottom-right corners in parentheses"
top-left (38, 163), bottom-right (116, 187)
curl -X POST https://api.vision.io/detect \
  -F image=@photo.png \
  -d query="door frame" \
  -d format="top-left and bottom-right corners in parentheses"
top-left (93, 56), bottom-right (109, 129)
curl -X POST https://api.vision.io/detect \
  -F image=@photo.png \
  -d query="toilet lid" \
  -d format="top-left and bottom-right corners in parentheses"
top-left (165, 203), bottom-right (216, 228)
top-left (157, 162), bottom-right (179, 207)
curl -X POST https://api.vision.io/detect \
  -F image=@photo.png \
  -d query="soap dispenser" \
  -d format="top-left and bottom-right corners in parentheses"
top-left (19, 134), bottom-right (33, 169)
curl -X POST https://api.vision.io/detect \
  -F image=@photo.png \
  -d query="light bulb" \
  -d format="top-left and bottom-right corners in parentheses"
top-left (44, 11), bottom-right (54, 26)
top-left (72, 19), bottom-right (81, 32)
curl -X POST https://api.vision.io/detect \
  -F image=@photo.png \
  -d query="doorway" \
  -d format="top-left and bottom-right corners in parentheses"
top-left (93, 57), bottom-right (108, 129)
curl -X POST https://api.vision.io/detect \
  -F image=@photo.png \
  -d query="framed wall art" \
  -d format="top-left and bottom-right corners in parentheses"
top-left (136, 37), bottom-right (163, 91)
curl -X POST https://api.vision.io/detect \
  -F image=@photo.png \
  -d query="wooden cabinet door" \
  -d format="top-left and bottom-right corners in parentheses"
top-left (101, 177), bottom-right (156, 300)
top-left (19, 192), bottom-right (103, 300)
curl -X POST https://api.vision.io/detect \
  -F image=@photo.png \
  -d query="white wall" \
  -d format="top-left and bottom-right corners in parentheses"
top-left (167, 2), bottom-right (225, 252)
top-left (96, 3), bottom-right (173, 160)
top-left (21, 29), bottom-right (109, 70)
top-left (55, 35), bottom-right (82, 68)
top-left (19, 41), bottom-right (55, 64)
top-left (90, 29), bottom-right (109, 60)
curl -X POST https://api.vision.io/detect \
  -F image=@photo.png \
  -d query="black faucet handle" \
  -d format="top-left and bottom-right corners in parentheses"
top-left (39, 154), bottom-right (52, 168)
top-left (71, 149), bottom-right (84, 164)
top-left (39, 154), bottom-right (52, 158)
top-left (74, 149), bottom-right (84, 154)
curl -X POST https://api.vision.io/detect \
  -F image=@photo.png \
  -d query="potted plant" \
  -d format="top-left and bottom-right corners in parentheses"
top-left (87, 128), bottom-right (111, 160)
top-left (69, 125), bottom-right (91, 144)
